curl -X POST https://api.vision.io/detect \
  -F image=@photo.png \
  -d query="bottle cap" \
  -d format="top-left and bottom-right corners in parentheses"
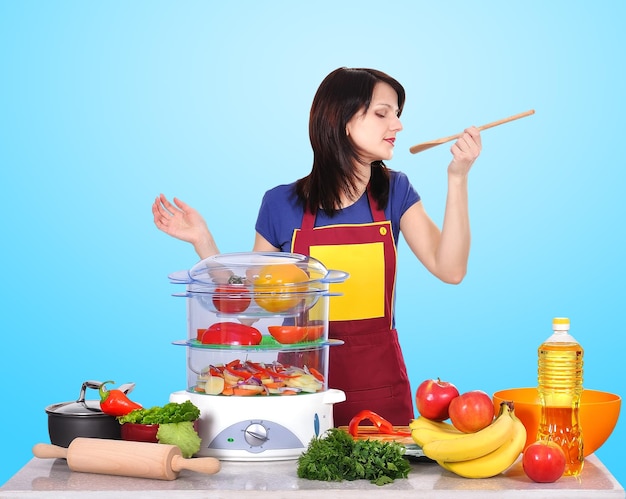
top-left (552, 317), bottom-right (570, 331)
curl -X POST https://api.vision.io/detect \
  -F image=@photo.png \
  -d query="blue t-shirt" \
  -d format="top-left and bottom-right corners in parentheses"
top-left (255, 170), bottom-right (421, 252)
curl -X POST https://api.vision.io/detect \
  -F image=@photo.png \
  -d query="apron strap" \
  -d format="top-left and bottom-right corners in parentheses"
top-left (367, 188), bottom-right (386, 223)
top-left (301, 185), bottom-right (385, 229)
top-left (301, 208), bottom-right (316, 230)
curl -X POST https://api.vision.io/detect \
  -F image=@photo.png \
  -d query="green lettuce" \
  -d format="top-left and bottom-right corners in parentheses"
top-left (117, 401), bottom-right (200, 424)
top-left (118, 401), bottom-right (202, 458)
top-left (156, 421), bottom-right (202, 458)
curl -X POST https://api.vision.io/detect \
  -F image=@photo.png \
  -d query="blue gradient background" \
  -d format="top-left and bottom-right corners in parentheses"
top-left (1, 1), bottom-right (624, 489)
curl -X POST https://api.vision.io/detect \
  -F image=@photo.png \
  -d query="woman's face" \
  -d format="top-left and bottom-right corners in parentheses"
top-left (345, 82), bottom-right (403, 164)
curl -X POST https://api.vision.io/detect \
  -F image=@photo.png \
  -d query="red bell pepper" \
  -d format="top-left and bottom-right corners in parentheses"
top-left (200, 322), bottom-right (262, 345)
top-left (348, 410), bottom-right (411, 437)
top-left (99, 381), bottom-right (143, 417)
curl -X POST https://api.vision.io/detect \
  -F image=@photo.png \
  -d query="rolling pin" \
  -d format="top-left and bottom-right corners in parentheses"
top-left (33, 437), bottom-right (220, 480)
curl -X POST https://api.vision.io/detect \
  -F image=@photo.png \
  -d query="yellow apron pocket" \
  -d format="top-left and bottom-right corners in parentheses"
top-left (311, 242), bottom-right (384, 321)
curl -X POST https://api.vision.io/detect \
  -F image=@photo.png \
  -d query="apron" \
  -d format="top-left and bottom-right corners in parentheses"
top-left (291, 189), bottom-right (414, 427)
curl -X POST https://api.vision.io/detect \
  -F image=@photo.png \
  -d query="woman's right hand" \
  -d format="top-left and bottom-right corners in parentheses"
top-left (152, 194), bottom-right (218, 258)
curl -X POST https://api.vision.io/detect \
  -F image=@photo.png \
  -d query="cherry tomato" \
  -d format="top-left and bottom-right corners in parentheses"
top-left (212, 285), bottom-right (251, 313)
top-left (253, 264), bottom-right (309, 312)
top-left (523, 441), bottom-right (566, 483)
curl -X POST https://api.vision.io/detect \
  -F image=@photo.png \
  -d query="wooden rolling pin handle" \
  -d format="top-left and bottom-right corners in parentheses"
top-left (32, 443), bottom-right (68, 459)
top-left (170, 455), bottom-right (221, 475)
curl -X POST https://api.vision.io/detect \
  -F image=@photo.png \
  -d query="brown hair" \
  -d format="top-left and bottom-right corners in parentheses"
top-left (296, 67), bottom-right (405, 216)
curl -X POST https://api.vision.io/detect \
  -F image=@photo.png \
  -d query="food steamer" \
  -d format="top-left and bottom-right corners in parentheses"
top-left (168, 252), bottom-right (348, 461)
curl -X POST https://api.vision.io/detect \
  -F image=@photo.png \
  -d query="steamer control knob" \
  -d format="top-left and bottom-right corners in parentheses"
top-left (244, 423), bottom-right (268, 447)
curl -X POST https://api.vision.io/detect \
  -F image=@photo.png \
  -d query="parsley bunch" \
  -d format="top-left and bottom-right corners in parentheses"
top-left (297, 428), bottom-right (410, 486)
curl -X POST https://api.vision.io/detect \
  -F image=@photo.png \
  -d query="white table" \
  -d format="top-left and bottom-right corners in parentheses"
top-left (1, 454), bottom-right (624, 498)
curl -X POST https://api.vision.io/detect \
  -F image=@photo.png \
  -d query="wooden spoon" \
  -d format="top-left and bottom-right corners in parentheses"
top-left (409, 109), bottom-right (535, 154)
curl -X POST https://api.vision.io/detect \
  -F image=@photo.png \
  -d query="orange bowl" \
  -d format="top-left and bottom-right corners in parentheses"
top-left (493, 388), bottom-right (621, 456)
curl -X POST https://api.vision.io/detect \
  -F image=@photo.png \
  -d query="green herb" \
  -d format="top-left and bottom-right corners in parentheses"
top-left (117, 401), bottom-right (200, 425)
top-left (297, 428), bottom-right (410, 486)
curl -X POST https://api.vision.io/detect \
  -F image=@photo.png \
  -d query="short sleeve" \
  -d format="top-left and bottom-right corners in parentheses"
top-left (254, 183), bottom-right (304, 252)
top-left (388, 170), bottom-right (420, 222)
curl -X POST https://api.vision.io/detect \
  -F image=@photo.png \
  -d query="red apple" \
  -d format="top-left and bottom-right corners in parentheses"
top-left (523, 441), bottom-right (566, 483)
top-left (415, 378), bottom-right (460, 421)
top-left (449, 390), bottom-right (495, 433)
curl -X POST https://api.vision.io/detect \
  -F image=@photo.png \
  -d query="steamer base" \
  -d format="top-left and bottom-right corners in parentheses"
top-left (170, 389), bottom-right (346, 461)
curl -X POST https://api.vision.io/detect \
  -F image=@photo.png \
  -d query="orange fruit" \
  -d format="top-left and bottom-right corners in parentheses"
top-left (253, 264), bottom-right (308, 313)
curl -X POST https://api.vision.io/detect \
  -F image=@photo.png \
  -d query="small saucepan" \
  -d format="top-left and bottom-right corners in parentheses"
top-left (45, 380), bottom-right (133, 447)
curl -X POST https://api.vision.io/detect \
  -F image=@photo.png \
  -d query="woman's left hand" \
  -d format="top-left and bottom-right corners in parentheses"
top-left (448, 126), bottom-right (481, 176)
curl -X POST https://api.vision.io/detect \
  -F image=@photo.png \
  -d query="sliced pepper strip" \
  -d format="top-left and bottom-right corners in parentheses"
top-left (224, 366), bottom-right (254, 380)
top-left (245, 361), bottom-right (298, 380)
top-left (348, 409), bottom-right (411, 437)
top-left (308, 367), bottom-right (325, 382)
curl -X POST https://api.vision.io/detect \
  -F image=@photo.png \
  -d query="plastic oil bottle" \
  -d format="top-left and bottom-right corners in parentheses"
top-left (537, 317), bottom-right (584, 476)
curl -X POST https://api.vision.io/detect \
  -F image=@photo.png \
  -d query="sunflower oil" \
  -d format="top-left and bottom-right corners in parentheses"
top-left (537, 317), bottom-right (584, 476)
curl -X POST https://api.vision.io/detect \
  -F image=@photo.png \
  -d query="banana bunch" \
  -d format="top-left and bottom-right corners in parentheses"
top-left (410, 402), bottom-right (526, 479)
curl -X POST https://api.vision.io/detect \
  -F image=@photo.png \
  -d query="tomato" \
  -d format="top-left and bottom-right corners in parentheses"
top-left (268, 326), bottom-right (308, 344)
top-left (523, 441), bottom-right (566, 483)
top-left (200, 322), bottom-right (262, 345)
top-left (415, 378), bottom-right (460, 422)
top-left (212, 285), bottom-right (251, 313)
top-left (449, 390), bottom-right (495, 433)
top-left (267, 325), bottom-right (324, 344)
top-left (304, 325), bottom-right (324, 341)
top-left (253, 264), bottom-right (309, 313)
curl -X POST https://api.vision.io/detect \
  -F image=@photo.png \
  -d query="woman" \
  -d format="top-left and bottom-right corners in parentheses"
top-left (152, 67), bottom-right (481, 426)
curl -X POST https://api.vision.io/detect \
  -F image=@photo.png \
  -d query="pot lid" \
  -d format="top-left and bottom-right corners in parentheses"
top-left (45, 398), bottom-right (109, 418)
top-left (45, 380), bottom-right (132, 418)
top-left (169, 252), bottom-right (348, 288)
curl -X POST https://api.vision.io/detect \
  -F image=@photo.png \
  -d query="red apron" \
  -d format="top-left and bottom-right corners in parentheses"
top-left (291, 190), bottom-right (414, 426)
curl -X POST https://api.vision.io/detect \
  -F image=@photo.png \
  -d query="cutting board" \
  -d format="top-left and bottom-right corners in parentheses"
top-left (338, 426), bottom-right (414, 445)
top-left (338, 426), bottom-right (428, 459)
